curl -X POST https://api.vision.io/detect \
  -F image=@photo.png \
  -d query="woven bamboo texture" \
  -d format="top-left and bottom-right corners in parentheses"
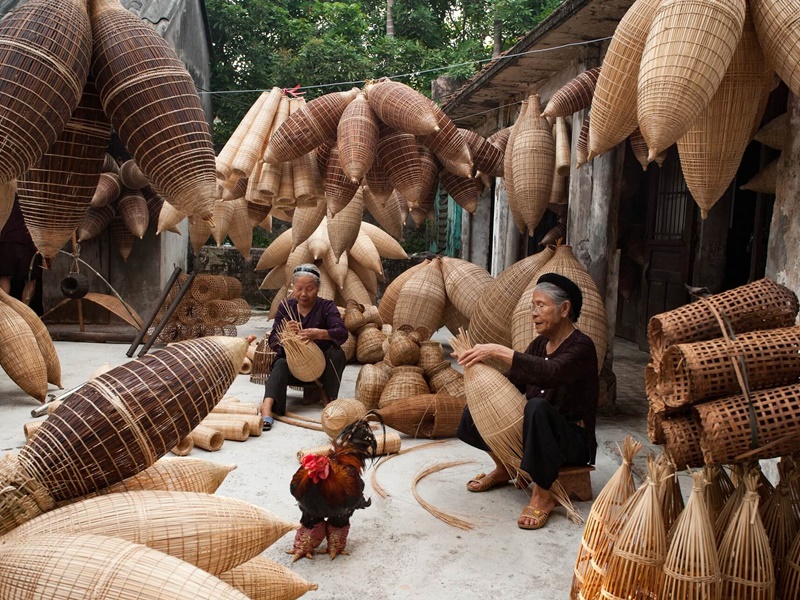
top-left (628, 128), bottom-right (651, 170)
top-left (415, 145), bottom-right (441, 212)
top-left (156, 200), bottom-right (186, 234)
top-left (321, 398), bottom-right (367, 438)
top-left (329, 195), bottom-right (364, 262)
top-left (200, 416), bottom-right (250, 441)
top-left (356, 323), bottom-right (386, 364)
top-left (440, 257), bottom-right (493, 320)
top-left (111, 216), bottom-right (136, 261)
top-left (719, 474), bottom-right (776, 599)
top-left (741, 158), bottom-right (778, 194)
top-left (387, 335), bottom-right (421, 366)
top-left (364, 79), bottom-right (437, 135)
top-left (658, 326), bottom-right (800, 409)
top-left (211, 199), bottom-right (234, 246)
top-left (223, 177), bottom-right (248, 202)
top-left (760, 464), bottom-right (799, 583)
top-left (91, 0), bottom-right (216, 221)
top-left (694, 383), bottom-right (800, 464)
top-left (754, 112), bottom-right (789, 151)
top-left (677, 10), bottom-right (772, 217)
top-left (0, 288), bottom-right (61, 388)
top-left (23, 420), bottom-right (44, 442)
top-left (543, 67), bottom-right (601, 119)
top-left (510, 94), bottom-right (554, 233)
top-left (426, 361), bottom-right (466, 398)
top-left (419, 100), bottom-right (473, 179)
top-left (360, 222), bottom-right (407, 260)
top-left (342, 331), bottom-right (357, 362)
top-left (354, 362), bottom-right (390, 409)
top-left (349, 256), bottom-right (380, 297)
top-left (540, 222), bottom-right (567, 248)
top-left (0, 0), bottom-right (92, 184)
top-left (266, 88), bottom-right (359, 164)
top-left (488, 127), bottom-right (511, 152)
top-left (255, 228), bottom-right (293, 271)
top-left (378, 124), bottom-right (424, 204)
top-left (392, 257), bottom-right (447, 335)
top-left (470, 246), bottom-right (554, 347)
top-left (0, 181), bottom-right (14, 229)
top-left (588, 0), bottom-right (662, 158)
top-left (231, 87), bottom-right (281, 179)
top-left (570, 437), bottom-right (641, 600)
top-left (0, 302), bottom-right (49, 401)
top-left (751, 0), bottom-right (800, 98)
top-left (458, 128), bottom-right (504, 177)
top-left (338, 93), bottom-right (378, 183)
top-left (119, 159), bottom-right (149, 189)
top-left (218, 555), bottom-right (319, 600)
top-left (189, 424), bottom-right (224, 451)
top-left (345, 300), bottom-right (368, 333)
top-left (119, 188), bottom-right (149, 238)
top-left (702, 465), bottom-right (735, 526)
top-left (18, 79), bottom-right (110, 264)
top-left (662, 414), bottom-right (705, 470)
top-left (340, 269), bottom-right (371, 306)
top-left (418, 341), bottom-right (444, 373)
top-left (378, 260), bottom-right (430, 325)
top-left (365, 159), bottom-right (393, 203)
top-left (575, 112), bottom-right (590, 168)
top-left (647, 278), bottom-right (799, 363)
top-left (378, 366), bottom-right (429, 409)
top-left (256, 97), bottom-right (289, 199)
top-left (102, 153), bottom-right (118, 174)
top-left (3, 490), bottom-right (297, 576)
top-left (18, 337), bottom-right (246, 502)
top-left (291, 200), bottom-right (326, 250)
top-left (439, 170), bottom-right (479, 214)
top-left (205, 411), bottom-right (261, 438)
top-left (77, 203), bottom-right (115, 241)
top-left (659, 456), bottom-right (685, 536)
top-left (296, 430), bottom-right (401, 460)
top-left (325, 145), bottom-right (360, 217)
top-left (363, 186), bottom-right (403, 239)
top-left (555, 116), bottom-right (571, 176)
top-left (92, 171), bottom-right (120, 207)
top-left (376, 394), bottom-right (465, 438)
top-left (217, 90), bottom-right (269, 179)
top-left (637, 0), bottom-right (747, 160)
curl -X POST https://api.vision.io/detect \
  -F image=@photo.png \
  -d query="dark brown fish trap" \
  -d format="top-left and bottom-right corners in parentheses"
top-left (439, 170), bottom-right (479, 214)
top-left (91, 0), bottom-right (216, 221)
top-left (377, 124), bottom-right (424, 205)
top-left (92, 172), bottom-right (122, 208)
top-left (337, 93), bottom-right (378, 183)
top-left (17, 337), bottom-right (247, 503)
top-left (364, 78), bottom-right (438, 135)
top-left (418, 100), bottom-right (473, 179)
top-left (488, 127), bottom-right (511, 152)
top-left (376, 394), bottom-right (466, 438)
top-left (77, 203), bottom-right (116, 242)
top-left (118, 188), bottom-right (149, 238)
top-left (18, 78), bottom-right (110, 266)
top-left (458, 128), bottom-right (504, 177)
top-left (119, 159), bottom-right (149, 189)
top-left (647, 278), bottom-right (799, 364)
top-left (102, 153), bottom-right (119, 174)
top-left (110, 216), bottom-right (137, 261)
top-left (658, 326), bottom-right (800, 410)
top-left (325, 145), bottom-right (360, 216)
top-left (761, 463), bottom-right (799, 584)
top-left (662, 414), bottom-right (705, 471)
top-left (249, 338), bottom-right (275, 385)
top-left (542, 67), bottom-right (601, 119)
top-left (0, 0), bottom-right (92, 184)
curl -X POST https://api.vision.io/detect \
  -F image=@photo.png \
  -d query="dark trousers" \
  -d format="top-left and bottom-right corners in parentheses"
top-left (263, 346), bottom-right (346, 415)
top-left (456, 397), bottom-right (590, 490)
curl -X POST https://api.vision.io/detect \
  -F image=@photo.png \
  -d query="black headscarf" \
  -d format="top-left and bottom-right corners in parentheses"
top-left (537, 273), bottom-right (582, 321)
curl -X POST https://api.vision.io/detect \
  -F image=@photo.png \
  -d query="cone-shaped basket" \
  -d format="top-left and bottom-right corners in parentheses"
top-left (0, 303), bottom-right (48, 402)
top-left (751, 0), bottom-right (800, 99)
top-left (377, 124), bottom-right (424, 205)
top-left (392, 258), bottom-right (446, 335)
top-left (321, 398), bottom-right (368, 438)
top-left (365, 78), bottom-right (439, 135)
top-left (338, 93), bottom-right (379, 183)
top-left (543, 67), bottom-right (601, 119)
top-left (441, 257), bottom-right (494, 320)
top-left (219, 555), bottom-right (319, 600)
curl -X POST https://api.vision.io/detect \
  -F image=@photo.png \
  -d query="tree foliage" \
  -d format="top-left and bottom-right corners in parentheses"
top-left (205, 0), bottom-right (563, 145)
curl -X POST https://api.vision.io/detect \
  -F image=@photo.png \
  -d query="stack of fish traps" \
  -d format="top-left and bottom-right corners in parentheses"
top-left (147, 274), bottom-right (250, 344)
top-left (645, 278), bottom-right (800, 471)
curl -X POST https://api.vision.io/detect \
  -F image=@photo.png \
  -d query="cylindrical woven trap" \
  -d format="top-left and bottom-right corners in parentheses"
top-left (379, 366), bottom-right (429, 409)
top-left (320, 398), bottom-right (367, 438)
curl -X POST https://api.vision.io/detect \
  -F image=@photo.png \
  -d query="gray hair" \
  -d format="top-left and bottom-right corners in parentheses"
top-left (533, 282), bottom-right (575, 320)
top-left (292, 263), bottom-right (320, 288)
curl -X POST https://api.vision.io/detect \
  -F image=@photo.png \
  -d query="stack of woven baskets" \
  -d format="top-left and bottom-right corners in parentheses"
top-left (148, 274), bottom-right (250, 345)
top-left (645, 278), bottom-right (800, 471)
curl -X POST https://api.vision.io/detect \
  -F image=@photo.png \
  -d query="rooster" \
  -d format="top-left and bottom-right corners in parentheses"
top-left (289, 414), bottom-right (381, 561)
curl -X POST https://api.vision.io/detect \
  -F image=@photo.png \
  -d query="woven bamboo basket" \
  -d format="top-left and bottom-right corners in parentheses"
top-left (191, 274), bottom-right (227, 303)
top-left (291, 200), bottom-right (326, 250)
top-left (338, 93), bottom-right (378, 183)
top-left (211, 199), bottom-right (234, 246)
top-left (93, 457), bottom-right (236, 498)
top-left (761, 463), bottom-right (799, 583)
top-left (339, 331), bottom-right (355, 362)
top-left (189, 216), bottom-right (213, 256)
top-left (417, 341), bottom-right (443, 372)
top-left (220, 275), bottom-right (243, 299)
top-left (350, 258), bottom-right (380, 296)
top-left (783, 532), bottom-right (800, 600)
top-left (470, 246), bottom-right (555, 348)
top-left (321, 398), bottom-right (368, 438)
top-left (426, 361), bottom-right (466, 398)
top-left (379, 128), bottom-right (424, 206)
top-left (741, 158), bottom-right (779, 194)
top-left (326, 196), bottom-right (360, 262)
top-left (575, 112), bottom-right (590, 168)
top-left (223, 177), bottom-right (248, 202)
top-left (378, 260), bottom-right (430, 325)
top-left (345, 300), bottom-right (368, 333)
top-left (119, 188), bottom-right (149, 238)
top-left (349, 233), bottom-right (383, 277)
top-left (280, 332), bottom-right (326, 383)
top-left (0, 0), bottom-right (92, 184)
top-left (509, 95), bottom-right (554, 233)
top-left (231, 87), bottom-right (281, 179)
top-left (415, 144), bottom-right (441, 209)
top-left (570, 437), bottom-right (641, 600)
top-left (341, 268), bottom-right (375, 307)
top-left (638, 0), bottom-right (747, 161)
top-left (23, 420), bottom-right (44, 441)
top-left (201, 416), bottom-right (250, 442)
top-left (119, 159), bottom-right (149, 189)
top-left (363, 185), bottom-right (403, 239)
top-left (225, 198), bottom-right (252, 258)
top-left (156, 199), bottom-right (187, 234)
top-left (91, 0), bottom-right (216, 221)
top-left (256, 97), bottom-right (289, 200)
top-left (266, 88), bottom-right (359, 164)
top-left (751, 0), bottom-right (800, 98)
top-left (661, 414), bottom-right (705, 470)
top-left (0, 302), bottom-right (49, 402)
top-left (554, 117), bottom-right (571, 176)
top-left (0, 288), bottom-right (61, 388)
top-left (629, 128), bottom-right (653, 171)
top-left (392, 257), bottom-right (446, 335)
top-left (360, 222), bottom-right (407, 260)
top-left (458, 128), bottom-right (503, 177)
top-left (255, 228), bottom-right (293, 271)
top-left (364, 78), bottom-right (438, 135)
top-left (388, 334), bottom-right (421, 366)
top-left (297, 430), bottom-right (401, 461)
top-left (145, 189), bottom-right (178, 234)
top-left (648, 278), bottom-right (799, 364)
top-left (171, 436), bottom-right (193, 456)
top-left (440, 257), bottom-right (493, 320)
top-left (659, 456), bottom-right (685, 536)
top-left (0, 533), bottom-right (249, 599)
top-left (325, 145), bottom-right (360, 217)
top-left (219, 555), bottom-right (319, 600)
top-left (658, 326), bottom-right (800, 409)
top-left (694, 383), bottom-right (800, 464)
top-left (678, 10), bottom-right (772, 218)
top-left (588, 0), bottom-right (661, 158)
top-left (662, 471), bottom-right (720, 598)
top-left (365, 157), bottom-right (393, 202)
top-left (15, 337), bottom-right (246, 509)
top-left (719, 473), bottom-right (775, 599)
top-left (543, 67), bottom-right (601, 119)
top-left (354, 362), bottom-right (391, 410)
top-left (111, 216), bottom-right (137, 261)
top-left (703, 465), bottom-right (735, 525)
top-left (216, 90), bottom-right (269, 179)
top-left (198, 413), bottom-right (261, 440)
top-left (419, 100), bottom-right (473, 179)
top-left (540, 222), bottom-right (567, 248)
top-left (376, 394), bottom-right (465, 438)
top-left (293, 149), bottom-right (324, 206)
top-left (189, 424), bottom-right (224, 452)
top-left (379, 365), bottom-right (429, 409)
top-left (77, 203), bottom-right (116, 241)
top-left (488, 127), bottom-right (511, 153)
top-left (3, 490), bottom-right (297, 575)
top-left (356, 323), bottom-right (387, 364)
top-left (439, 170), bottom-right (479, 214)
top-left (754, 112), bottom-right (788, 151)
top-left (18, 79), bottom-right (110, 264)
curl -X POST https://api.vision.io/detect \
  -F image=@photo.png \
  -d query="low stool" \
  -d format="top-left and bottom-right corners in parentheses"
top-left (557, 465), bottom-right (595, 501)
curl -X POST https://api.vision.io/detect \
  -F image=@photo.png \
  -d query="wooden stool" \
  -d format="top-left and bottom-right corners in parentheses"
top-left (557, 465), bottom-right (595, 501)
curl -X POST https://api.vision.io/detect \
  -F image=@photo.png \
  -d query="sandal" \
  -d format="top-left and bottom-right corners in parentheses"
top-left (466, 472), bottom-right (511, 493)
top-left (517, 506), bottom-right (550, 530)
top-left (262, 416), bottom-right (274, 431)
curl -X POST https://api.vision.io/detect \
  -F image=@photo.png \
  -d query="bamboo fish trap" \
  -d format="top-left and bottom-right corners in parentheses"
top-left (277, 303), bottom-right (326, 382)
top-left (2, 490), bottom-right (298, 576)
top-left (377, 124), bottom-right (424, 205)
top-left (93, 457), bottom-right (236, 497)
top-left (760, 462), bottom-right (799, 583)
top-left (296, 430), bottom-right (402, 461)
top-left (751, 0), bottom-right (800, 99)
top-left (321, 398), bottom-right (368, 438)
top-left (392, 258), bottom-right (447, 335)
top-left (0, 302), bottom-right (49, 402)
top-left (338, 93), bottom-right (378, 183)
top-left (218, 556), bottom-right (319, 600)
top-left (364, 78), bottom-right (439, 136)
top-left (91, 0), bottom-right (216, 221)
top-left (440, 257), bottom-right (494, 320)
top-left (542, 67), bottom-right (601, 119)
top-left (783, 528), bottom-right (800, 600)
top-left (376, 394), bottom-right (466, 439)
top-left (378, 260), bottom-right (430, 325)
top-left (0, 534), bottom-right (250, 600)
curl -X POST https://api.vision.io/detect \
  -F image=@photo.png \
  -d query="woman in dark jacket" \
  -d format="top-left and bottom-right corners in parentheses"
top-left (261, 264), bottom-right (348, 431)
top-left (456, 273), bottom-right (599, 530)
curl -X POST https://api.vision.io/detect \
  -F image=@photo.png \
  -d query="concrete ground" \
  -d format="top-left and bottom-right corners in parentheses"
top-left (0, 314), bottom-right (658, 599)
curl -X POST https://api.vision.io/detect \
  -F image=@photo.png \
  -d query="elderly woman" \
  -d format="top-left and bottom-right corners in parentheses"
top-left (456, 273), bottom-right (598, 530)
top-left (261, 264), bottom-right (348, 431)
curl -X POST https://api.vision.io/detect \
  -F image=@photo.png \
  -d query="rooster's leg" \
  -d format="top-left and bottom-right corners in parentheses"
top-left (325, 520), bottom-right (351, 560)
top-left (288, 520), bottom-right (326, 562)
